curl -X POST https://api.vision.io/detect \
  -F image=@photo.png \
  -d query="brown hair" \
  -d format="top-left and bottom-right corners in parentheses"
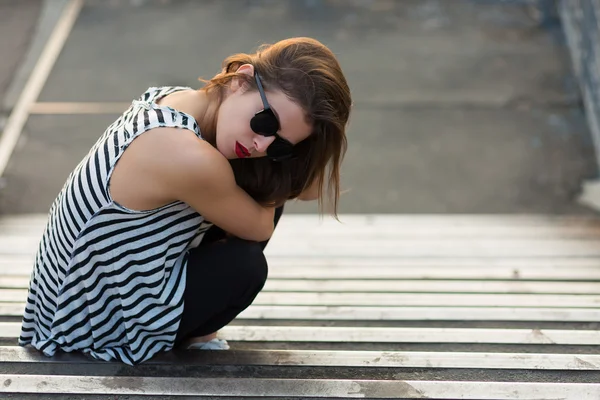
top-left (200, 37), bottom-right (352, 216)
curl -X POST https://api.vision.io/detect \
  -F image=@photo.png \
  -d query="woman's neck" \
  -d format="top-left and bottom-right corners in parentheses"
top-left (189, 89), bottom-right (218, 146)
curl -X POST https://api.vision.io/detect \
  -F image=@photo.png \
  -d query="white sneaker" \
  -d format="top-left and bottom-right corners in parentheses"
top-left (186, 338), bottom-right (230, 350)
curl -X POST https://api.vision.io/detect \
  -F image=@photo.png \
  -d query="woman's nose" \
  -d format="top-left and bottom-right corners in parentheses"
top-left (253, 135), bottom-right (276, 153)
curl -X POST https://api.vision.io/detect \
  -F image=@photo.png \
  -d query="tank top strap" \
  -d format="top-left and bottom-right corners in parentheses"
top-left (130, 86), bottom-right (200, 138)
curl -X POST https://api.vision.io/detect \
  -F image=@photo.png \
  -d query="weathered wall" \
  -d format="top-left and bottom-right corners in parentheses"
top-left (560, 0), bottom-right (600, 171)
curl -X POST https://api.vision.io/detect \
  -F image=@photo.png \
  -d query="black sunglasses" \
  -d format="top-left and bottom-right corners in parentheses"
top-left (250, 73), bottom-right (296, 162)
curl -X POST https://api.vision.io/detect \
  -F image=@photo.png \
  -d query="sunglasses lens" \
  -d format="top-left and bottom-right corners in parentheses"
top-left (251, 110), bottom-right (279, 136)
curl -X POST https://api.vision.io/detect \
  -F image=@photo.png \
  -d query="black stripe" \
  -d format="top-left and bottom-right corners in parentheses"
top-left (37, 260), bottom-right (59, 294)
top-left (84, 161), bottom-right (102, 210)
top-left (70, 210), bottom-right (196, 268)
top-left (65, 182), bottom-right (85, 230)
top-left (120, 348), bottom-right (135, 365)
top-left (113, 128), bottom-right (120, 153)
top-left (53, 237), bottom-right (188, 329)
top-left (93, 151), bottom-right (108, 203)
top-left (56, 207), bottom-right (76, 252)
top-left (33, 312), bottom-right (51, 336)
top-left (162, 254), bottom-right (186, 306)
top-left (76, 167), bottom-right (94, 216)
top-left (126, 291), bottom-right (184, 348)
top-left (60, 199), bottom-right (79, 240)
top-left (73, 221), bottom-right (194, 281)
top-left (55, 263), bottom-right (167, 340)
top-left (45, 231), bottom-right (69, 274)
top-left (155, 109), bottom-right (165, 124)
top-left (132, 112), bottom-right (139, 135)
top-left (71, 207), bottom-right (187, 258)
top-left (103, 140), bottom-right (111, 178)
top-left (57, 246), bottom-right (184, 331)
top-left (33, 307), bottom-right (54, 333)
top-left (137, 339), bottom-right (175, 364)
top-left (93, 317), bottom-right (127, 349)
top-left (33, 274), bottom-right (57, 309)
top-left (143, 111), bottom-right (150, 128)
top-left (124, 257), bottom-right (186, 350)
top-left (47, 225), bottom-right (69, 269)
top-left (99, 297), bottom-right (182, 356)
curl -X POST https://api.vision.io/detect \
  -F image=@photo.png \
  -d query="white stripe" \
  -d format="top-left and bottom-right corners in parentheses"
top-left (5, 234), bottom-right (600, 256)
top-left (0, 375), bottom-right (599, 398)
top-left (5, 264), bottom-right (600, 280)
top-left (253, 292), bottom-right (600, 308)
top-left (238, 305), bottom-right (600, 322)
top-left (6, 257), bottom-right (600, 279)
top-left (261, 279), bottom-right (600, 294)
top-left (263, 242), bottom-right (600, 257)
top-left (219, 325), bottom-right (600, 345)
top-left (5, 288), bottom-right (600, 308)
top-left (4, 214), bottom-right (600, 233)
top-left (9, 237), bottom-right (600, 256)
top-left (3, 302), bottom-right (599, 321)
top-left (271, 226), bottom-right (600, 238)
top-left (6, 277), bottom-right (600, 294)
top-left (1, 213), bottom-right (598, 224)
top-left (267, 265), bottom-right (600, 280)
top-left (3, 323), bottom-right (600, 344)
top-left (277, 214), bottom-right (600, 225)
top-left (0, 0), bottom-right (83, 177)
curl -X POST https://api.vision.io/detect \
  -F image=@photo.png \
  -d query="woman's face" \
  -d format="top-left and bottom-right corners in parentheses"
top-left (215, 68), bottom-right (312, 160)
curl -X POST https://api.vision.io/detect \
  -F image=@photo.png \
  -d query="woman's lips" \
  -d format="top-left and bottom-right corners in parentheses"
top-left (235, 141), bottom-right (251, 158)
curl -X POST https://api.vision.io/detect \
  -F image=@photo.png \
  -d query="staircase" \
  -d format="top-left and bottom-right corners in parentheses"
top-left (0, 213), bottom-right (599, 398)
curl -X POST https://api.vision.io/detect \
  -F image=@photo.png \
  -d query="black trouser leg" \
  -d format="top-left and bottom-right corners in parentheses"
top-left (175, 205), bottom-right (284, 344)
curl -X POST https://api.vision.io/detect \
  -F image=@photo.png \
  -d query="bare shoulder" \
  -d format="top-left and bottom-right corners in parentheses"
top-left (139, 127), bottom-right (230, 181)
top-left (147, 128), bottom-right (237, 209)
top-left (110, 126), bottom-right (224, 210)
top-left (113, 126), bottom-right (231, 195)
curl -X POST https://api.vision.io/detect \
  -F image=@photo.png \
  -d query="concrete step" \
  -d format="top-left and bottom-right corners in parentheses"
top-left (1, 213), bottom-right (600, 398)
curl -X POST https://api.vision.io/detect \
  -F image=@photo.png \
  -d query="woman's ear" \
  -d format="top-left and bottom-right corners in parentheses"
top-left (230, 64), bottom-right (255, 93)
top-left (236, 64), bottom-right (255, 76)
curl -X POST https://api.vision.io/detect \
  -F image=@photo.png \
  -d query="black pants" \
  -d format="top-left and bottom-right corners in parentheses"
top-left (174, 206), bottom-right (284, 344)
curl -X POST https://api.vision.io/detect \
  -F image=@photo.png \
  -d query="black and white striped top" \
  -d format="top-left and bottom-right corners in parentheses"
top-left (19, 87), bottom-right (212, 365)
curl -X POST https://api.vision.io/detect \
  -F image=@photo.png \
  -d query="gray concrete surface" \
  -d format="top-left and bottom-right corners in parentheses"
top-left (0, 0), bottom-right (42, 110)
top-left (0, 0), bottom-right (598, 214)
top-left (2, 2), bottom-right (600, 393)
top-left (2, 0), bottom-right (70, 111)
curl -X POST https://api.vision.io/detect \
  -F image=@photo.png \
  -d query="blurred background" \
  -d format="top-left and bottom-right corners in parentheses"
top-left (0, 0), bottom-right (598, 215)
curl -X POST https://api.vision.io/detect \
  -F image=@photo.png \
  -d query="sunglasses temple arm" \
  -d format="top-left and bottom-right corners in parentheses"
top-left (254, 73), bottom-right (271, 109)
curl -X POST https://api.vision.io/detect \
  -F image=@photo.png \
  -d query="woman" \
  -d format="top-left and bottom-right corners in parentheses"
top-left (19, 37), bottom-right (352, 365)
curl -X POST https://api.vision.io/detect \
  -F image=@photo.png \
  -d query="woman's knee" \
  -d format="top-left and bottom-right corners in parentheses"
top-left (188, 235), bottom-right (269, 291)
top-left (229, 238), bottom-right (268, 286)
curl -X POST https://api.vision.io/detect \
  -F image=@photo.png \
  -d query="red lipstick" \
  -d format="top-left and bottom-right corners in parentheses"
top-left (235, 141), bottom-right (250, 158)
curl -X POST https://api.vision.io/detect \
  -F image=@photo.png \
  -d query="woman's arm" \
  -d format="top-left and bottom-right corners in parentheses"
top-left (171, 140), bottom-right (276, 242)
top-left (114, 127), bottom-right (276, 242)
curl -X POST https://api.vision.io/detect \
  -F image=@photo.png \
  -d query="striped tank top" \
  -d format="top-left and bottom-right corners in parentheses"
top-left (19, 86), bottom-right (212, 365)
